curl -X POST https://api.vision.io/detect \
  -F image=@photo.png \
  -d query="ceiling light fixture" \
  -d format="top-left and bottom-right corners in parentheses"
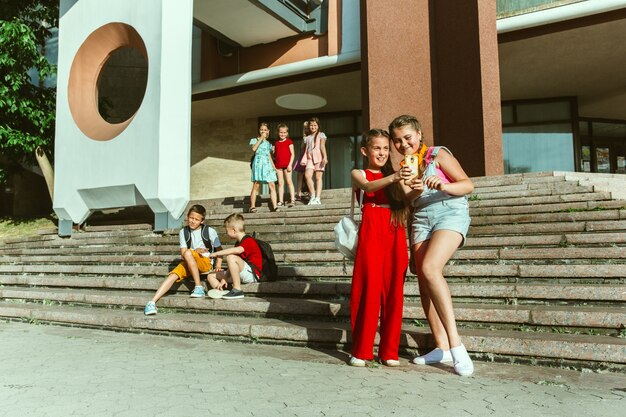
top-left (275, 93), bottom-right (327, 110)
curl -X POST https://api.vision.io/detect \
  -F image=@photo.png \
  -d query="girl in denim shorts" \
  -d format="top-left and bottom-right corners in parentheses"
top-left (390, 114), bottom-right (475, 376)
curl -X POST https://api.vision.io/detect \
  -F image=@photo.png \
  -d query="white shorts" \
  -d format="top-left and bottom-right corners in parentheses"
top-left (239, 262), bottom-right (258, 284)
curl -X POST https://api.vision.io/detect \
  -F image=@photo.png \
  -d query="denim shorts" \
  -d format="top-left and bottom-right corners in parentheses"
top-left (411, 197), bottom-right (471, 247)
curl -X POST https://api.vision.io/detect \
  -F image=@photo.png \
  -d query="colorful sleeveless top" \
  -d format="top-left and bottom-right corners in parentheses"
top-left (412, 146), bottom-right (466, 209)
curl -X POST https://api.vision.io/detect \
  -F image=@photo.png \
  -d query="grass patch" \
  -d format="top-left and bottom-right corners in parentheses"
top-left (0, 216), bottom-right (56, 241)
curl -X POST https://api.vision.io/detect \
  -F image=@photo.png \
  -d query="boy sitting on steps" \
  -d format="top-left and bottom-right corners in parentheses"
top-left (206, 213), bottom-right (262, 300)
top-left (144, 204), bottom-right (223, 315)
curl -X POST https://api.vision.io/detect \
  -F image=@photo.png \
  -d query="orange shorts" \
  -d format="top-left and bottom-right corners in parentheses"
top-left (170, 250), bottom-right (213, 282)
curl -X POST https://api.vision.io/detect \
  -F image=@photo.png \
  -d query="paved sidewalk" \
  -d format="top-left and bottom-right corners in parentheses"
top-left (0, 321), bottom-right (624, 417)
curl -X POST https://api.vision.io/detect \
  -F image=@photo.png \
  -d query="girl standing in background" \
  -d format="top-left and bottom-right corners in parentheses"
top-left (249, 122), bottom-right (279, 212)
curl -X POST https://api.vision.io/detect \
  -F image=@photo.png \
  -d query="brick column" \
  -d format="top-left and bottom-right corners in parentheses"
top-left (360, 0), bottom-right (503, 176)
top-left (360, 0), bottom-right (433, 167)
top-left (431, 0), bottom-right (503, 176)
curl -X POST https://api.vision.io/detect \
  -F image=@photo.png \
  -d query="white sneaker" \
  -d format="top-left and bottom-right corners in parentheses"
top-left (349, 356), bottom-right (366, 367)
top-left (207, 289), bottom-right (229, 299)
top-left (450, 344), bottom-right (474, 376)
top-left (380, 359), bottom-right (400, 367)
top-left (411, 348), bottom-right (453, 365)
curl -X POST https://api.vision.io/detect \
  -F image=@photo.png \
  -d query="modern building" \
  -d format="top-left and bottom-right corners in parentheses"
top-left (5, 0), bottom-right (626, 217)
top-left (183, 0), bottom-right (626, 200)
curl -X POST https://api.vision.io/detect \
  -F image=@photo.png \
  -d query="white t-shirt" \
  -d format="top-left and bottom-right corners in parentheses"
top-left (178, 226), bottom-right (221, 259)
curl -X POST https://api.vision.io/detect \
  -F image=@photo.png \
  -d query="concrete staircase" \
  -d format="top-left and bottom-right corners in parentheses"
top-left (0, 172), bottom-right (624, 370)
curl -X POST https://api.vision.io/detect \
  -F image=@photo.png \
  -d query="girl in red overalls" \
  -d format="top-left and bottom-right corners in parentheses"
top-left (349, 129), bottom-right (410, 367)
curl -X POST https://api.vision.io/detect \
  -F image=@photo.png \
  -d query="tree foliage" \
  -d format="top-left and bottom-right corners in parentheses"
top-left (0, 0), bottom-right (58, 184)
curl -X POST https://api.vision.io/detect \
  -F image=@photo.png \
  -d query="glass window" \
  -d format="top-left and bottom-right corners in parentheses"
top-left (579, 121), bottom-right (589, 136)
top-left (595, 147), bottom-right (611, 173)
top-left (591, 122), bottom-right (626, 138)
top-left (322, 116), bottom-right (355, 135)
top-left (501, 105), bottom-right (514, 124)
top-left (502, 124), bottom-right (575, 173)
top-left (326, 136), bottom-right (356, 189)
top-left (516, 101), bottom-right (570, 123)
top-left (192, 26), bottom-right (202, 85)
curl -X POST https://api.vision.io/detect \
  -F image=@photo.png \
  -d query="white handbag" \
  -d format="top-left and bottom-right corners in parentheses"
top-left (334, 173), bottom-right (364, 259)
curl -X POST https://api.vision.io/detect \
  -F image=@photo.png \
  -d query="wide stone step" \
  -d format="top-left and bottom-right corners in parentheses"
top-left (0, 227), bottom-right (156, 245)
top-left (2, 218), bottom-right (624, 253)
top-left (1, 230), bottom-right (624, 257)
top-left (0, 262), bottom-right (623, 282)
top-left (1, 276), bottom-right (623, 305)
top-left (0, 302), bottom-right (623, 366)
top-left (2, 286), bottom-right (624, 331)
top-left (201, 186), bottom-right (603, 218)
top-left (452, 247), bottom-right (626, 261)
top-left (469, 220), bottom-right (626, 235)
top-left (1, 245), bottom-right (624, 267)
top-left (467, 232), bottom-right (626, 247)
top-left (469, 191), bottom-right (612, 208)
top-left (470, 199), bottom-right (624, 216)
top-left (470, 209), bottom-right (625, 226)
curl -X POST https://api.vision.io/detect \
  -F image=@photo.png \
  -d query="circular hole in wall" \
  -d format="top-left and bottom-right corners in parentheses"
top-left (68, 22), bottom-right (149, 141)
top-left (97, 47), bottom-right (148, 124)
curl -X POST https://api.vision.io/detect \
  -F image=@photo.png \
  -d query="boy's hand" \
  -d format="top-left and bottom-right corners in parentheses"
top-left (196, 248), bottom-right (208, 254)
top-left (217, 279), bottom-right (228, 290)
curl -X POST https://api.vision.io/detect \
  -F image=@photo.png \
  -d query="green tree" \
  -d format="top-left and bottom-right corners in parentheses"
top-left (0, 0), bottom-right (58, 184)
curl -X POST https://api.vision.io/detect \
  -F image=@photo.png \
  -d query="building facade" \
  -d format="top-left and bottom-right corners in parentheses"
top-left (184, 0), bottom-right (626, 200)
top-left (6, 0), bottom-right (625, 217)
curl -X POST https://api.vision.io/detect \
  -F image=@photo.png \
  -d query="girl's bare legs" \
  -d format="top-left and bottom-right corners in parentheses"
top-left (314, 170), bottom-right (324, 200)
top-left (414, 241), bottom-right (451, 350)
top-left (414, 230), bottom-right (474, 375)
top-left (304, 168), bottom-right (315, 197)
top-left (284, 169), bottom-right (295, 203)
top-left (414, 230), bottom-right (463, 348)
top-left (276, 169), bottom-right (285, 204)
top-left (296, 171), bottom-right (304, 199)
top-left (268, 181), bottom-right (278, 210)
top-left (250, 182), bottom-right (260, 209)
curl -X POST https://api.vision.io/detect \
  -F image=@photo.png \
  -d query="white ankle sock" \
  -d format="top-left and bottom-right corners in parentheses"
top-left (411, 348), bottom-right (453, 365)
top-left (450, 344), bottom-right (474, 376)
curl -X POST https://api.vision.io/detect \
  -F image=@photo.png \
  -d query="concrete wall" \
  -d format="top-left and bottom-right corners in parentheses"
top-left (190, 118), bottom-right (258, 200)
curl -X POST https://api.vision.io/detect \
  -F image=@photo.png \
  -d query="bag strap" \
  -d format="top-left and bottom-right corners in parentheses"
top-left (350, 170), bottom-right (366, 222)
top-left (240, 234), bottom-right (262, 278)
top-left (201, 224), bottom-right (212, 252)
top-left (183, 226), bottom-right (191, 248)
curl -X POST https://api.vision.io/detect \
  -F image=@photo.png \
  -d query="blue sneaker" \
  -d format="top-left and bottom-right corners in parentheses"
top-left (144, 301), bottom-right (157, 315)
top-left (190, 286), bottom-right (206, 298)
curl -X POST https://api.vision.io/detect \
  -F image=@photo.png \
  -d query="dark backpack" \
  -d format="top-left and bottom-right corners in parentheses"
top-left (241, 234), bottom-right (278, 281)
top-left (183, 224), bottom-right (213, 252)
